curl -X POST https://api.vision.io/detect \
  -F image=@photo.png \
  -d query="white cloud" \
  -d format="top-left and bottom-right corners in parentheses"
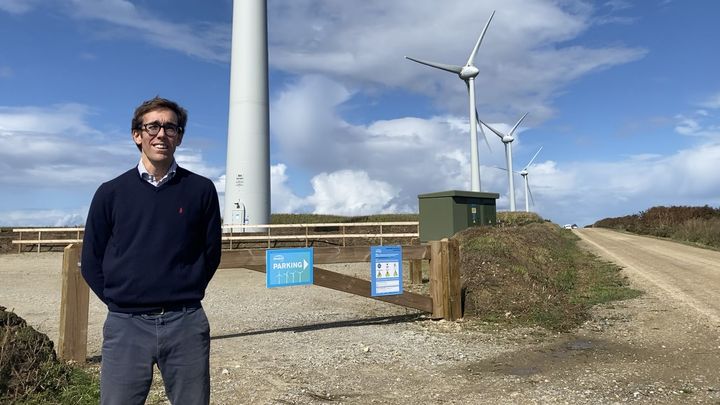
top-left (270, 165), bottom-right (409, 216)
top-left (268, 0), bottom-right (646, 122)
top-left (525, 142), bottom-right (720, 226)
top-left (0, 104), bottom-right (224, 189)
top-left (0, 104), bottom-right (99, 134)
top-left (675, 117), bottom-right (701, 136)
top-left (604, 0), bottom-right (632, 11)
top-left (673, 111), bottom-right (720, 138)
top-left (700, 92), bottom-right (720, 109)
top-left (270, 75), bottom-right (538, 216)
top-left (0, 208), bottom-right (87, 227)
top-left (0, 104), bottom-right (135, 187)
top-left (0, 0), bottom-right (38, 14)
top-left (270, 163), bottom-right (306, 213)
top-left (307, 170), bottom-right (399, 215)
top-left (65, 0), bottom-right (229, 62)
top-left (175, 148), bottom-right (224, 180)
top-left (269, 74), bottom-right (720, 226)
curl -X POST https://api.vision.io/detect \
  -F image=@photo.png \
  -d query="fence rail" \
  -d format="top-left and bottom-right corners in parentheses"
top-left (12, 227), bottom-right (84, 253)
top-left (58, 239), bottom-right (461, 363)
top-left (12, 222), bottom-right (420, 252)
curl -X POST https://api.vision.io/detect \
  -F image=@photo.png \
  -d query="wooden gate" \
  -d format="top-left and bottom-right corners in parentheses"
top-left (58, 239), bottom-right (461, 362)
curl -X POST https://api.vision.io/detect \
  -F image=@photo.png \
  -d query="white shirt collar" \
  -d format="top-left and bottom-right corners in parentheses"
top-left (137, 159), bottom-right (178, 187)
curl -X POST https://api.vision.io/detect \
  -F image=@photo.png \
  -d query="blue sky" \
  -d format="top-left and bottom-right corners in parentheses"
top-left (1, 0), bottom-right (719, 227)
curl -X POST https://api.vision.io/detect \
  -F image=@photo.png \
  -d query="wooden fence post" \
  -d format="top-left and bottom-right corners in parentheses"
top-left (409, 259), bottom-right (423, 284)
top-left (429, 238), bottom-right (461, 320)
top-left (58, 243), bottom-right (89, 363)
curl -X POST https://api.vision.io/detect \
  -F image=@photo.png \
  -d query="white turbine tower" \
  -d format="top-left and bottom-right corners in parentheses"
top-left (224, 0), bottom-right (271, 231)
top-left (405, 10), bottom-right (495, 192)
top-left (519, 146), bottom-right (543, 213)
top-left (478, 113), bottom-right (528, 211)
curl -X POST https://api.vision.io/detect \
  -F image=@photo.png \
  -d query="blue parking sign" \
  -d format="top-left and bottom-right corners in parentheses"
top-left (266, 248), bottom-right (314, 288)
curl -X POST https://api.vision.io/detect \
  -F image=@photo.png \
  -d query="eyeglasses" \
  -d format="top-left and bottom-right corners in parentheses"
top-left (138, 122), bottom-right (182, 137)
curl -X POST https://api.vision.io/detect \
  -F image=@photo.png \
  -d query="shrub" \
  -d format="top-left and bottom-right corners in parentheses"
top-left (0, 306), bottom-right (99, 404)
top-left (673, 217), bottom-right (720, 248)
top-left (593, 205), bottom-right (720, 248)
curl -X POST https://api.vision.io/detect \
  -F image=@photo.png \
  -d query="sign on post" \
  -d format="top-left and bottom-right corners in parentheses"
top-left (266, 248), bottom-right (314, 288)
top-left (370, 245), bottom-right (403, 296)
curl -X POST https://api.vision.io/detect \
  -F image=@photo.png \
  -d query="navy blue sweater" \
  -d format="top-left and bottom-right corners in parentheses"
top-left (81, 166), bottom-right (222, 313)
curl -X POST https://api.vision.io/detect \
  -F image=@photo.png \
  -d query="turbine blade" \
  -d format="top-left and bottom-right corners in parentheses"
top-left (466, 10), bottom-right (496, 66)
top-left (492, 166), bottom-right (523, 176)
top-left (525, 146), bottom-right (543, 169)
top-left (527, 180), bottom-right (536, 206)
top-left (477, 117), bottom-right (504, 139)
top-left (475, 108), bottom-right (492, 151)
top-left (509, 112), bottom-right (528, 136)
top-left (405, 56), bottom-right (463, 74)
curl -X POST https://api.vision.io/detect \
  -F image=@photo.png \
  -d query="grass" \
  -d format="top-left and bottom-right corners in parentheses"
top-left (1, 306), bottom-right (99, 404)
top-left (457, 220), bottom-right (642, 331)
top-left (21, 367), bottom-right (100, 405)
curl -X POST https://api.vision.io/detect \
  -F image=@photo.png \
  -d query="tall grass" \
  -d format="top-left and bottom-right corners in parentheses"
top-left (672, 217), bottom-right (720, 247)
top-left (594, 205), bottom-right (720, 249)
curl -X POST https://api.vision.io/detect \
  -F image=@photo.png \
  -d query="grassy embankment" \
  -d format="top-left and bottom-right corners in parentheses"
top-left (593, 205), bottom-right (720, 249)
top-left (457, 212), bottom-right (641, 331)
top-left (0, 307), bottom-right (99, 404)
top-left (1, 211), bottom-right (640, 402)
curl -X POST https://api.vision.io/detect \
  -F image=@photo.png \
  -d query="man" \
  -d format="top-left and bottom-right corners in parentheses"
top-left (82, 97), bottom-right (222, 404)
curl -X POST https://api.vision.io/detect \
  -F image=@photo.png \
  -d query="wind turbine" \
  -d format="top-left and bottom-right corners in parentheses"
top-left (519, 146), bottom-right (543, 212)
top-left (478, 113), bottom-right (528, 211)
top-left (405, 10), bottom-right (495, 192)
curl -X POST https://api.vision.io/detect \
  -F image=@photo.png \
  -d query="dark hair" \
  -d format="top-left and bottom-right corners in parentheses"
top-left (131, 96), bottom-right (188, 150)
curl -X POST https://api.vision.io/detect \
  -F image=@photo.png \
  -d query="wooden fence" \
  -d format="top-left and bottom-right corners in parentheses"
top-left (58, 239), bottom-right (461, 362)
top-left (13, 227), bottom-right (83, 253)
top-left (13, 222), bottom-right (420, 252)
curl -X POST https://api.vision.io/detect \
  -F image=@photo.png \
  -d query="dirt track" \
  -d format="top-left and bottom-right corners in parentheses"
top-left (2, 230), bottom-right (720, 404)
top-left (575, 228), bottom-right (720, 325)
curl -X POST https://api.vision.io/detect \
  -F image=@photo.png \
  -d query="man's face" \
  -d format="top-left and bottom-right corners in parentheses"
top-left (132, 108), bottom-right (183, 167)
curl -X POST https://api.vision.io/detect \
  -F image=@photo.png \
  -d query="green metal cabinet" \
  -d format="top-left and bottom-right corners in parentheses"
top-left (418, 190), bottom-right (499, 242)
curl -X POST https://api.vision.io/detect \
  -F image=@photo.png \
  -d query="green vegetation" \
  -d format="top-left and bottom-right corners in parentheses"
top-left (593, 205), bottom-right (720, 249)
top-left (456, 220), bottom-right (641, 331)
top-left (0, 306), bottom-right (99, 404)
top-left (496, 211), bottom-right (546, 227)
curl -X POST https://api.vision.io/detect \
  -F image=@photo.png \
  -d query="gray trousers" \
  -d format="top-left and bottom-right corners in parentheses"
top-left (100, 306), bottom-right (210, 405)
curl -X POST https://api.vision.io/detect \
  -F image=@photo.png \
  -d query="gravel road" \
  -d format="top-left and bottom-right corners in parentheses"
top-left (575, 228), bottom-right (720, 325)
top-left (1, 231), bottom-right (720, 404)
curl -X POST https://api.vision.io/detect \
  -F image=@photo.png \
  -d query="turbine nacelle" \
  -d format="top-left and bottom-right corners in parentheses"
top-left (404, 10), bottom-right (496, 192)
top-left (459, 65), bottom-right (479, 80)
top-left (477, 112), bottom-right (527, 144)
top-left (477, 112), bottom-right (529, 212)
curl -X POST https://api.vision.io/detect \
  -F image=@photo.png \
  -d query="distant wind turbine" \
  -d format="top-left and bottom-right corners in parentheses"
top-left (519, 146), bottom-right (543, 212)
top-left (405, 10), bottom-right (495, 192)
top-left (490, 145), bottom-right (542, 213)
top-left (478, 113), bottom-right (528, 211)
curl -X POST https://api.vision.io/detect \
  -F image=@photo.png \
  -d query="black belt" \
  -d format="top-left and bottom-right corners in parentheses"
top-left (138, 303), bottom-right (201, 316)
